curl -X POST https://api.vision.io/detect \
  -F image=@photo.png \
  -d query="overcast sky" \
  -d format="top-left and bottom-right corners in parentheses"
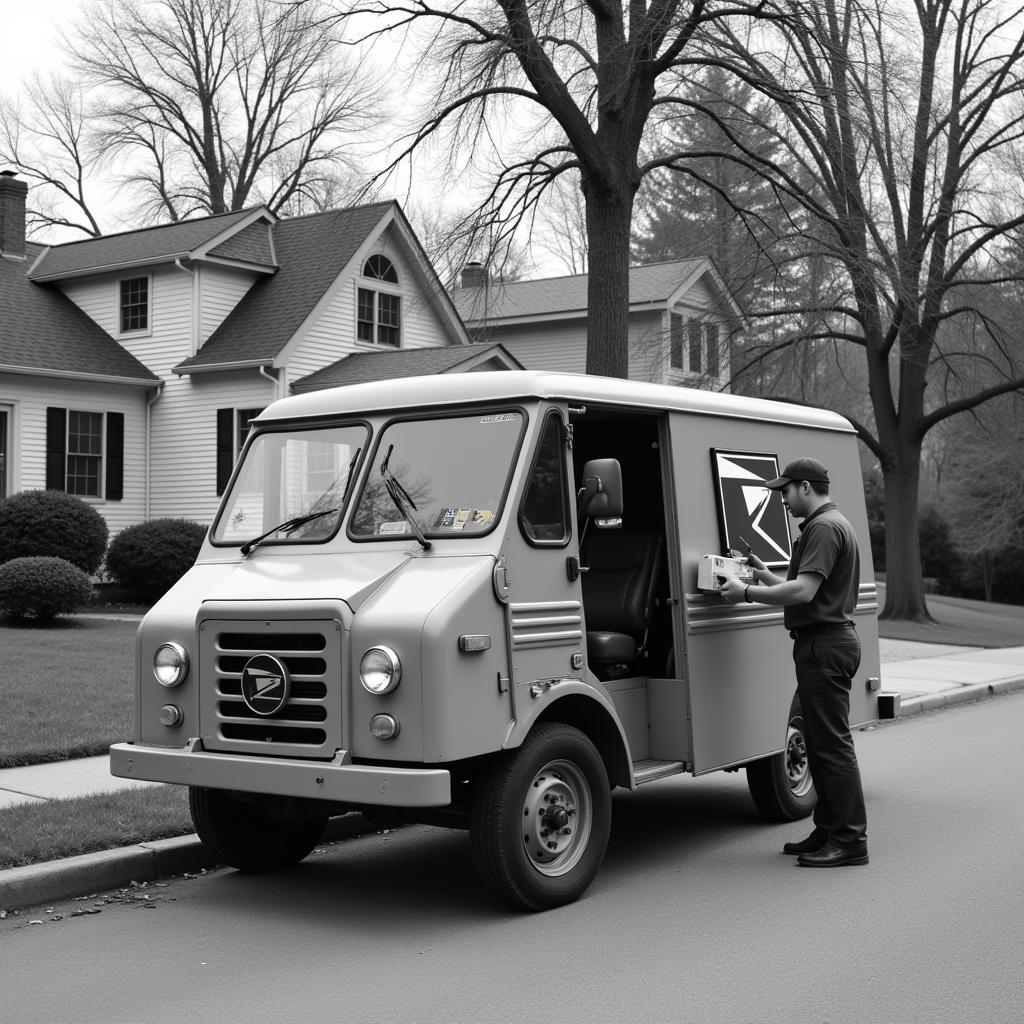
top-left (0, 0), bottom-right (78, 94)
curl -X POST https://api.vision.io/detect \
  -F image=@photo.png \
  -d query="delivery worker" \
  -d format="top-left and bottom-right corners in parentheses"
top-left (720, 458), bottom-right (868, 867)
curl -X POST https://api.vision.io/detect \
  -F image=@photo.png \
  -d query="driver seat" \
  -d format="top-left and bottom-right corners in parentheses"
top-left (581, 526), bottom-right (663, 673)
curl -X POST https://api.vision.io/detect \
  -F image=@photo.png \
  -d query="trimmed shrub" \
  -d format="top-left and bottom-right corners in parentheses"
top-left (0, 490), bottom-right (109, 575)
top-left (104, 518), bottom-right (207, 603)
top-left (0, 556), bottom-right (94, 622)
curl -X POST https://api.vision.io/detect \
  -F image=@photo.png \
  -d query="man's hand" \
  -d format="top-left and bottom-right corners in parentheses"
top-left (719, 576), bottom-right (749, 604)
top-left (746, 551), bottom-right (767, 572)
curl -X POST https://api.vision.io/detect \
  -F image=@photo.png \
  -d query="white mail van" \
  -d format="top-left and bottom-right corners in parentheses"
top-left (111, 371), bottom-right (881, 910)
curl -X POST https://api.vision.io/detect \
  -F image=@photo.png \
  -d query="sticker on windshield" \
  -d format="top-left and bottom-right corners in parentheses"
top-left (378, 520), bottom-right (410, 535)
top-left (480, 414), bottom-right (517, 423)
top-left (434, 507), bottom-right (494, 530)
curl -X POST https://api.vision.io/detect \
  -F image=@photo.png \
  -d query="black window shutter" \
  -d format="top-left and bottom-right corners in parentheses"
top-left (105, 412), bottom-right (124, 501)
top-left (216, 408), bottom-right (234, 495)
top-left (46, 407), bottom-right (67, 490)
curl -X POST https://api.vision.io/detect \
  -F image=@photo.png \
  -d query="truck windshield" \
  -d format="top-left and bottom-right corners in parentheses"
top-left (212, 425), bottom-right (367, 546)
top-left (350, 410), bottom-right (525, 540)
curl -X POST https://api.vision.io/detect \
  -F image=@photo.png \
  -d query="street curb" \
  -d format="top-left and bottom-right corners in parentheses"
top-left (0, 813), bottom-right (375, 912)
top-left (898, 677), bottom-right (1024, 717)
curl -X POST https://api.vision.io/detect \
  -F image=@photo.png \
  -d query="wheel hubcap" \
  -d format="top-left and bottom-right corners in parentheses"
top-left (522, 759), bottom-right (593, 877)
top-left (785, 722), bottom-right (813, 797)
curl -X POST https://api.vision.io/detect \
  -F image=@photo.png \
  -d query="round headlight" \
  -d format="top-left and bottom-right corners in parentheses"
top-left (359, 645), bottom-right (401, 695)
top-left (153, 642), bottom-right (189, 688)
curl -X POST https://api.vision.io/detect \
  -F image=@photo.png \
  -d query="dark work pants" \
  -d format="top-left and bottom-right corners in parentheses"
top-left (793, 631), bottom-right (867, 848)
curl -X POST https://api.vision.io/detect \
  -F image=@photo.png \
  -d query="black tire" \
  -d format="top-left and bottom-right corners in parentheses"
top-left (746, 706), bottom-right (817, 822)
top-left (470, 723), bottom-right (611, 911)
top-left (189, 786), bottom-right (328, 872)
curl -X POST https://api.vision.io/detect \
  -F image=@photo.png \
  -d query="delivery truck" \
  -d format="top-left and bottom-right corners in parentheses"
top-left (111, 371), bottom-right (882, 910)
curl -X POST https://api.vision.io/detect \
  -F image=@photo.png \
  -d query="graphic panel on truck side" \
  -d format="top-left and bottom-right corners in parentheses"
top-left (710, 449), bottom-right (793, 569)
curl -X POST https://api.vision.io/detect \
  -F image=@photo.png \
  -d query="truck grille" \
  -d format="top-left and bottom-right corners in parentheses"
top-left (199, 619), bottom-right (343, 759)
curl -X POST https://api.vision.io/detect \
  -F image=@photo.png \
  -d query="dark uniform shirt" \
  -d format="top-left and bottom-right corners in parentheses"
top-left (783, 502), bottom-right (860, 631)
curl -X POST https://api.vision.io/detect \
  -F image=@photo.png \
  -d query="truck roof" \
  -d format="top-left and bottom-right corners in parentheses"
top-left (257, 370), bottom-right (855, 433)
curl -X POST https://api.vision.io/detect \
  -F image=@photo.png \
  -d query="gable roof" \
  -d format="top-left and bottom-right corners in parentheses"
top-left (175, 202), bottom-right (469, 374)
top-left (451, 257), bottom-right (741, 324)
top-left (291, 343), bottom-right (522, 392)
top-left (27, 208), bottom-right (275, 281)
top-left (1, 243), bottom-right (158, 385)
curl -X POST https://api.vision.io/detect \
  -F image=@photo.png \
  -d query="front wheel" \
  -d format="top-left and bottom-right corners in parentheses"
top-left (189, 787), bottom-right (328, 872)
top-left (745, 706), bottom-right (817, 821)
top-left (470, 723), bottom-right (611, 911)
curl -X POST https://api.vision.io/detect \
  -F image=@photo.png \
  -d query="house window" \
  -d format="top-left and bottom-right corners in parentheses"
top-left (120, 276), bottom-right (149, 333)
top-left (45, 407), bottom-right (124, 501)
top-left (66, 411), bottom-right (103, 496)
top-left (216, 407), bottom-right (265, 495)
top-left (670, 314), bottom-right (684, 370)
top-left (357, 255), bottom-right (401, 347)
top-left (363, 254), bottom-right (398, 283)
top-left (237, 408), bottom-right (263, 455)
top-left (706, 323), bottom-right (720, 377)
top-left (688, 320), bottom-right (703, 373)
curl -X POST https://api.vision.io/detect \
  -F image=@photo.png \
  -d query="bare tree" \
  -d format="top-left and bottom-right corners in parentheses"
top-left (535, 172), bottom-right (589, 275)
top-left (340, 0), bottom-right (781, 378)
top-left (708, 0), bottom-right (1024, 620)
top-left (941, 394), bottom-right (1024, 601)
top-left (2, 0), bottom-right (379, 231)
top-left (0, 74), bottom-right (104, 238)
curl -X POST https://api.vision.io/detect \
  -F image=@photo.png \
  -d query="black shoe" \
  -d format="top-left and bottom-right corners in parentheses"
top-left (783, 830), bottom-right (827, 856)
top-left (797, 840), bottom-right (869, 867)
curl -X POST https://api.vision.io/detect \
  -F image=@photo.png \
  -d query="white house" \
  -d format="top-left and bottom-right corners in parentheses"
top-left (450, 259), bottom-right (743, 390)
top-left (1, 171), bottom-right (517, 532)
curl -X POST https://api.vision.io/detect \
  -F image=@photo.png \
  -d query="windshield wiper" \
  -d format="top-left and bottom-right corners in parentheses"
top-left (380, 444), bottom-right (431, 551)
top-left (240, 508), bottom-right (338, 556)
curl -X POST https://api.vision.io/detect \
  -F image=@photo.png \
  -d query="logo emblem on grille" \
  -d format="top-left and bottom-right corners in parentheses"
top-left (240, 654), bottom-right (291, 717)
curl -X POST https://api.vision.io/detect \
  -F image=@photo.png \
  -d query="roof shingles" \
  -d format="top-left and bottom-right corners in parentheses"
top-left (176, 203), bottom-right (396, 372)
top-left (28, 208), bottom-right (260, 281)
top-left (291, 344), bottom-right (509, 392)
top-left (1, 245), bottom-right (158, 383)
top-left (451, 259), bottom-right (704, 322)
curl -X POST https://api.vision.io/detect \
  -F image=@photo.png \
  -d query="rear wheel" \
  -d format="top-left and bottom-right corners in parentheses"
top-left (470, 724), bottom-right (611, 911)
top-left (189, 786), bottom-right (328, 872)
top-left (746, 705), bottom-right (817, 821)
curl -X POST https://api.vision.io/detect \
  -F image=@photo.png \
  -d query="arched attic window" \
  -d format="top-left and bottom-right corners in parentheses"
top-left (363, 254), bottom-right (398, 282)
top-left (358, 254), bottom-right (401, 346)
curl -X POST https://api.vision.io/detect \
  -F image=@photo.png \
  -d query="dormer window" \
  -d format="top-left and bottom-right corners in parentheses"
top-left (357, 254), bottom-right (401, 346)
top-left (120, 276), bottom-right (150, 333)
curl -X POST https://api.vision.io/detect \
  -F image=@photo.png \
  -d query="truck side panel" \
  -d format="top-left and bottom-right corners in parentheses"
top-left (668, 412), bottom-right (880, 774)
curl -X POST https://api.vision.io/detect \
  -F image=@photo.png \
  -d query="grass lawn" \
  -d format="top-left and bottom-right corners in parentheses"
top-left (0, 616), bottom-right (138, 769)
top-left (0, 786), bottom-right (192, 871)
top-left (876, 591), bottom-right (1024, 648)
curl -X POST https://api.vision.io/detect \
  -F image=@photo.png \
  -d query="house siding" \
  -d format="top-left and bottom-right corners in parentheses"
top-left (285, 232), bottom-right (454, 388)
top-left (148, 371), bottom-right (277, 527)
top-left (59, 265), bottom-right (195, 377)
top-left (465, 310), bottom-right (666, 382)
top-left (198, 264), bottom-right (258, 344)
top-left (0, 371), bottom-right (148, 537)
top-left (471, 321), bottom-right (587, 374)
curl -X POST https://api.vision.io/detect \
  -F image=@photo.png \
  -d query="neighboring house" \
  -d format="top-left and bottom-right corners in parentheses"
top-left (1, 170), bottom-right (502, 533)
top-left (451, 259), bottom-right (743, 390)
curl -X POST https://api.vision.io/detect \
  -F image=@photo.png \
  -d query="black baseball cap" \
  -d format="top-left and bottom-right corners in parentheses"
top-left (764, 458), bottom-right (830, 490)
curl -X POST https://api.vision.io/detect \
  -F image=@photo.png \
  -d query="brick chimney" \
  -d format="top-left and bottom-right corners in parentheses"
top-left (460, 261), bottom-right (489, 289)
top-left (0, 170), bottom-right (28, 259)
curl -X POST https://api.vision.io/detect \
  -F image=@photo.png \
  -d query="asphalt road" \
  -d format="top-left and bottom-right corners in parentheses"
top-left (4, 693), bottom-right (1023, 1024)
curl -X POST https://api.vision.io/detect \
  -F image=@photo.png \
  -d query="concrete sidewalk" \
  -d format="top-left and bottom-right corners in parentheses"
top-left (3, 639), bottom-right (1023, 912)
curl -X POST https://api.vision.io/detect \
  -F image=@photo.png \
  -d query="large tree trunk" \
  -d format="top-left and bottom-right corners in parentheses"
top-left (584, 191), bottom-right (633, 379)
top-left (880, 445), bottom-right (932, 621)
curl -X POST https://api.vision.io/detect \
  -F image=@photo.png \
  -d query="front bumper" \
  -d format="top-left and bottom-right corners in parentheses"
top-left (110, 741), bottom-right (452, 808)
